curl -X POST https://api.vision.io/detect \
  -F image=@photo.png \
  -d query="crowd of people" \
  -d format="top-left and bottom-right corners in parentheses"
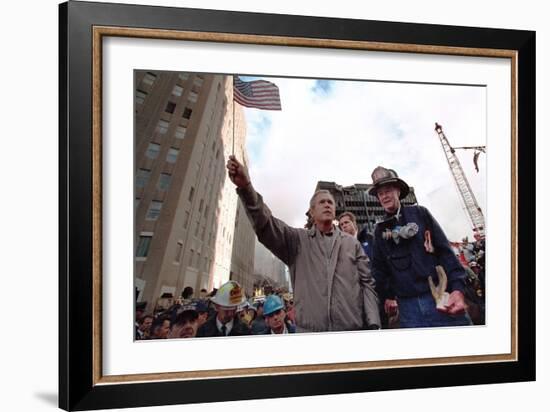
top-left (454, 235), bottom-right (486, 324)
top-left (136, 159), bottom-right (487, 340)
top-left (135, 283), bottom-right (297, 340)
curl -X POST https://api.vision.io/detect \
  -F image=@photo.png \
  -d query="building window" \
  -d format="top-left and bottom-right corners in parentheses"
top-left (165, 101), bottom-right (176, 114)
top-left (142, 72), bottom-right (157, 86)
top-left (178, 73), bottom-right (189, 81)
top-left (194, 220), bottom-right (200, 237)
top-left (136, 234), bottom-right (153, 258)
top-left (145, 143), bottom-right (161, 159)
top-left (136, 168), bottom-right (151, 188)
top-left (188, 186), bottom-right (195, 202)
top-left (156, 119), bottom-right (170, 134)
top-left (136, 90), bottom-right (147, 105)
top-left (172, 85), bottom-right (184, 96)
top-left (146, 200), bottom-right (163, 220)
top-left (157, 173), bottom-right (171, 191)
top-left (194, 76), bottom-right (204, 87)
top-left (166, 147), bottom-right (179, 163)
top-left (174, 241), bottom-right (184, 263)
top-left (182, 108), bottom-right (192, 119)
top-left (188, 91), bottom-right (198, 103)
top-left (189, 249), bottom-right (195, 267)
top-left (184, 211), bottom-right (190, 228)
top-left (175, 125), bottom-right (187, 140)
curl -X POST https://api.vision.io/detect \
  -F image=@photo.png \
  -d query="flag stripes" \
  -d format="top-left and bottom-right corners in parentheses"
top-left (233, 77), bottom-right (282, 110)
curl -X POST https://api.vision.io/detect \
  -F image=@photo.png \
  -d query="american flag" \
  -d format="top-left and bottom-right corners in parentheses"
top-left (233, 77), bottom-right (282, 110)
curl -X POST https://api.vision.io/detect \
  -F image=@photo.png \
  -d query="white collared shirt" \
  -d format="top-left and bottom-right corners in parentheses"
top-left (216, 318), bottom-right (234, 335)
top-left (270, 324), bottom-right (288, 334)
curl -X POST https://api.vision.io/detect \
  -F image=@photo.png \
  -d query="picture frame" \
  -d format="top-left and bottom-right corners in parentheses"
top-left (59, 1), bottom-right (535, 410)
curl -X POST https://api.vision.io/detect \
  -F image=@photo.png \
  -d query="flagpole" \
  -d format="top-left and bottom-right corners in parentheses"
top-left (232, 94), bottom-right (235, 157)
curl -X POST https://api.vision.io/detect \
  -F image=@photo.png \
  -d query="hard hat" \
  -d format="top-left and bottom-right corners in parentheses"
top-left (210, 280), bottom-right (246, 308)
top-left (253, 295), bottom-right (265, 304)
top-left (263, 294), bottom-right (285, 317)
top-left (237, 301), bottom-right (251, 312)
top-left (244, 299), bottom-right (257, 312)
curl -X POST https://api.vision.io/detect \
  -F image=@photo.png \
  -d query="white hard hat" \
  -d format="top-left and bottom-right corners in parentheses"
top-left (210, 280), bottom-right (246, 308)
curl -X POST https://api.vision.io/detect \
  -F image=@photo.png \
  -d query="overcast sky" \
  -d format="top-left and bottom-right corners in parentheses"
top-left (239, 76), bottom-right (486, 241)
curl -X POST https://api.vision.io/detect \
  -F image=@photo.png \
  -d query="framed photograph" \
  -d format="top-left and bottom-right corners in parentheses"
top-left (59, 1), bottom-right (535, 410)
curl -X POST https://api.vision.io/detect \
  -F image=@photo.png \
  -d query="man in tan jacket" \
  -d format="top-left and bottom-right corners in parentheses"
top-left (227, 155), bottom-right (380, 332)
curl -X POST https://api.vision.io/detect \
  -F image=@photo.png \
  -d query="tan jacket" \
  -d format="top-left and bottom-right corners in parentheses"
top-left (237, 185), bottom-right (381, 332)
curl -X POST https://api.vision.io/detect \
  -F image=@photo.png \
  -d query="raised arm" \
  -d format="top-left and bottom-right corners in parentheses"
top-left (226, 155), bottom-right (299, 266)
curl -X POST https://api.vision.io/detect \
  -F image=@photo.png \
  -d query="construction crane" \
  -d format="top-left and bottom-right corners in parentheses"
top-left (434, 123), bottom-right (485, 238)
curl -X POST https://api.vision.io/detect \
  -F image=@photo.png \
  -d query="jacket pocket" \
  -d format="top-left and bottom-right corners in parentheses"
top-left (389, 252), bottom-right (412, 271)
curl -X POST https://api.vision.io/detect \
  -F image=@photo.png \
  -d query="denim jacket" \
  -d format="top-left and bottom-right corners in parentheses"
top-left (372, 205), bottom-right (466, 301)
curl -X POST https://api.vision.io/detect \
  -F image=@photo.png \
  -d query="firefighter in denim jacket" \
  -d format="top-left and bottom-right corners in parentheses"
top-left (369, 166), bottom-right (472, 328)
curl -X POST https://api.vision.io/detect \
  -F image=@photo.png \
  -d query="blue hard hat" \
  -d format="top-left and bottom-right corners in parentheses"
top-left (263, 295), bottom-right (285, 316)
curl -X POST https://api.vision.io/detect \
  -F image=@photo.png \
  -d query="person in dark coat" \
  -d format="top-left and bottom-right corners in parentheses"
top-left (196, 280), bottom-right (251, 337)
top-left (135, 314), bottom-right (153, 340)
top-left (150, 316), bottom-right (171, 339)
top-left (250, 300), bottom-right (267, 334)
top-left (357, 226), bottom-right (375, 263)
top-left (338, 211), bottom-right (359, 237)
top-left (168, 302), bottom-right (200, 339)
top-left (195, 299), bottom-right (210, 329)
top-left (369, 166), bottom-right (472, 328)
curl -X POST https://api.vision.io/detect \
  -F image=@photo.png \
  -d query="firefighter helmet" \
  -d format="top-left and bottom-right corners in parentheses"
top-left (210, 280), bottom-right (246, 308)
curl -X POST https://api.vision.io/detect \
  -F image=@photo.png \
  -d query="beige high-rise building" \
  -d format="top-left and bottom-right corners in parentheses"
top-left (134, 71), bottom-right (254, 311)
top-left (230, 201), bottom-right (256, 297)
